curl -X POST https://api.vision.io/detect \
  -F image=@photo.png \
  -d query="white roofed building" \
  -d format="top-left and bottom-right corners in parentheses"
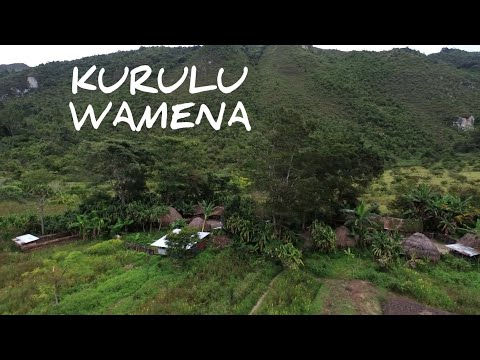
top-left (150, 228), bottom-right (210, 255)
top-left (13, 234), bottom-right (39, 245)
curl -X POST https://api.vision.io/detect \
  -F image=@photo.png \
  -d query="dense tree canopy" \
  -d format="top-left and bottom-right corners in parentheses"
top-left (1, 45), bottom-right (480, 229)
top-left (255, 108), bottom-right (383, 228)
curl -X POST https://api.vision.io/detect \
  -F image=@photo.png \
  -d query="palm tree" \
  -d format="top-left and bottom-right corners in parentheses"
top-left (343, 201), bottom-right (377, 247)
top-left (198, 200), bottom-right (215, 232)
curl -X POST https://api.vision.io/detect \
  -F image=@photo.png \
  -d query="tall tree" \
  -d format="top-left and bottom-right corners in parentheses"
top-left (255, 109), bottom-right (310, 228)
top-left (151, 136), bottom-right (209, 206)
top-left (0, 170), bottom-right (57, 235)
top-left (20, 170), bottom-right (57, 235)
top-left (255, 108), bottom-right (383, 229)
top-left (82, 140), bottom-right (151, 205)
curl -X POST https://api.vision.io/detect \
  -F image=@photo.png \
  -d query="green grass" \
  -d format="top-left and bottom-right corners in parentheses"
top-left (251, 249), bottom-right (480, 315)
top-left (304, 250), bottom-right (480, 314)
top-left (0, 239), bottom-right (280, 315)
top-left (310, 283), bottom-right (329, 314)
top-left (255, 270), bottom-right (320, 315)
top-left (1, 233), bottom-right (480, 314)
top-left (141, 250), bottom-right (280, 314)
top-left (0, 201), bottom-right (70, 217)
top-left (363, 157), bottom-right (480, 214)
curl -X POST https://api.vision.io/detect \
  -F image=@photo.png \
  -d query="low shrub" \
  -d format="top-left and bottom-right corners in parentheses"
top-left (87, 239), bottom-right (124, 255)
top-left (369, 231), bottom-right (403, 269)
top-left (311, 220), bottom-right (336, 254)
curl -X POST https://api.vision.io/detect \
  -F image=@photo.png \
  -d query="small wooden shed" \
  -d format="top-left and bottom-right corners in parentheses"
top-left (12, 232), bottom-right (79, 252)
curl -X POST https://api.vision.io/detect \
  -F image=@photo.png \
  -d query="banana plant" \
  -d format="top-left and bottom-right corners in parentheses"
top-left (69, 214), bottom-right (89, 240)
top-left (403, 184), bottom-right (437, 222)
top-left (311, 220), bottom-right (336, 253)
top-left (90, 214), bottom-right (106, 239)
top-left (275, 243), bottom-right (304, 271)
top-left (255, 222), bottom-right (276, 253)
top-left (109, 217), bottom-right (134, 236)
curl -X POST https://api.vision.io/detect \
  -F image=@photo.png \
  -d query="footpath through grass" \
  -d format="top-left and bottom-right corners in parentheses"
top-left (255, 250), bottom-right (480, 315)
top-left (2, 238), bottom-right (480, 315)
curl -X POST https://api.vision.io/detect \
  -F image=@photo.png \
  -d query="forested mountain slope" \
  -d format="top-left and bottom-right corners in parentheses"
top-left (1, 45), bottom-right (479, 181)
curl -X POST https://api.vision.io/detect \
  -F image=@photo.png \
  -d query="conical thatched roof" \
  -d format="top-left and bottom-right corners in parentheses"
top-left (188, 217), bottom-right (204, 230)
top-left (458, 233), bottom-right (480, 249)
top-left (402, 233), bottom-right (441, 262)
top-left (335, 226), bottom-right (357, 248)
top-left (160, 207), bottom-right (183, 226)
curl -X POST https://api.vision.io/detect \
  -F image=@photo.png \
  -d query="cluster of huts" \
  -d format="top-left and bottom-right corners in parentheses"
top-left (12, 208), bottom-right (480, 260)
top-left (13, 206), bottom-right (225, 255)
top-left (334, 215), bottom-right (480, 261)
top-left (148, 206), bottom-right (225, 255)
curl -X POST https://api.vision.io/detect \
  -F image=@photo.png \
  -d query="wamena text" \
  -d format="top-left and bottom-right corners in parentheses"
top-left (69, 65), bottom-right (251, 132)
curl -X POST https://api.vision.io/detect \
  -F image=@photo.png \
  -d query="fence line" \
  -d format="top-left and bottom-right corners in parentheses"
top-left (124, 242), bottom-right (155, 255)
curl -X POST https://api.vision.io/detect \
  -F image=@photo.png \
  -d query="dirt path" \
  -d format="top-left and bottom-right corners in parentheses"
top-left (249, 274), bottom-right (452, 315)
top-left (314, 279), bottom-right (452, 315)
top-left (249, 271), bottom-right (283, 315)
top-left (317, 279), bottom-right (383, 315)
top-left (383, 295), bottom-right (451, 315)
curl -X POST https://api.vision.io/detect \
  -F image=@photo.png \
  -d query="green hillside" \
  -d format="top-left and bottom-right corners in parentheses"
top-left (3, 45), bottom-right (480, 223)
top-left (3, 46), bottom-right (480, 315)
top-left (0, 63), bottom-right (29, 74)
top-left (1, 45), bottom-right (479, 174)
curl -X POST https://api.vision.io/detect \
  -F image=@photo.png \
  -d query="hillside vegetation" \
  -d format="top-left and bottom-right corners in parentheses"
top-left (1, 46), bottom-right (480, 176)
top-left (2, 46), bottom-right (480, 315)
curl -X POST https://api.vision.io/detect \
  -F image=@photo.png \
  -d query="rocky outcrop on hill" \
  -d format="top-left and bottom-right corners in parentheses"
top-left (453, 115), bottom-right (475, 131)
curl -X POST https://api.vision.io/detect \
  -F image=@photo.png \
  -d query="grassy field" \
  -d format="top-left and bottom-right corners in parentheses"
top-left (363, 157), bottom-right (480, 214)
top-left (252, 250), bottom-right (480, 315)
top-left (0, 179), bottom-right (86, 217)
top-left (305, 251), bottom-right (480, 315)
top-left (0, 201), bottom-right (71, 217)
top-left (0, 237), bottom-right (280, 315)
top-left (1, 236), bottom-right (480, 315)
top-left (2, 158), bottom-right (480, 315)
